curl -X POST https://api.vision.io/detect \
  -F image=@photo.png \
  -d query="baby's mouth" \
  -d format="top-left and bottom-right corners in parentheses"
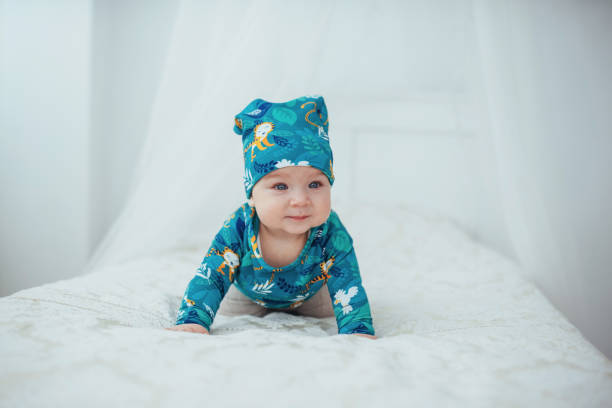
top-left (287, 215), bottom-right (309, 221)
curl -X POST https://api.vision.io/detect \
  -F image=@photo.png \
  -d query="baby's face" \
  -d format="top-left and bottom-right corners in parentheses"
top-left (250, 166), bottom-right (331, 237)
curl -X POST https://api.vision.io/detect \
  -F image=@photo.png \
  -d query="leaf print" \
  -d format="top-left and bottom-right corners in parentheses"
top-left (318, 126), bottom-right (329, 141)
top-left (272, 129), bottom-right (294, 137)
top-left (195, 263), bottom-right (212, 281)
top-left (301, 134), bottom-right (322, 152)
top-left (246, 108), bottom-right (262, 117)
top-left (291, 293), bottom-right (309, 302)
top-left (245, 102), bottom-right (271, 118)
top-left (252, 280), bottom-right (275, 294)
top-left (253, 160), bottom-right (277, 174)
top-left (272, 135), bottom-right (292, 147)
top-left (243, 168), bottom-right (254, 191)
top-left (332, 230), bottom-right (352, 252)
top-left (272, 107), bottom-right (297, 125)
top-left (203, 303), bottom-right (215, 319)
top-left (195, 308), bottom-right (210, 323)
top-left (241, 253), bottom-right (253, 268)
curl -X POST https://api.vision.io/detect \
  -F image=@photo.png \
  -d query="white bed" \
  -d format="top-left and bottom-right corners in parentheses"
top-left (1, 202), bottom-right (611, 407)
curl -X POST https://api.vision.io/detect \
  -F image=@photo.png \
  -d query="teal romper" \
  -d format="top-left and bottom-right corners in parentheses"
top-left (176, 203), bottom-right (375, 335)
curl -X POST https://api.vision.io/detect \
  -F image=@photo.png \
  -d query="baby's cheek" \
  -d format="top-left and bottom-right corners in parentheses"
top-left (258, 209), bottom-right (279, 228)
top-left (319, 198), bottom-right (331, 219)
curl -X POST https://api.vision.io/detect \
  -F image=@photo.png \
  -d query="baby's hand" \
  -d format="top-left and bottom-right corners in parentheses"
top-left (165, 324), bottom-right (209, 335)
top-left (352, 333), bottom-right (377, 339)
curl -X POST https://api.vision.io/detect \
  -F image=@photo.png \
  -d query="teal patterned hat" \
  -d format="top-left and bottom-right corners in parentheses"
top-left (233, 95), bottom-right (335, 198)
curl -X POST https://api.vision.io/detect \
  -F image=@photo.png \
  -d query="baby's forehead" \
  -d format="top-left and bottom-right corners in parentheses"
top-left (262, 166), bottom-right (326, 180)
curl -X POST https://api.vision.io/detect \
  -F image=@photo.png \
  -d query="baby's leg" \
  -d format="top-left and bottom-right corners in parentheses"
top-left (217, 285), bottom-right (268, 317)
top-left (293, 284), bottom-right (335, 318)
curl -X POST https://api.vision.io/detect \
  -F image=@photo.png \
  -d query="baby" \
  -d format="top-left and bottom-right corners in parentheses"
top-left (167, 95), bottom-right (376, 338)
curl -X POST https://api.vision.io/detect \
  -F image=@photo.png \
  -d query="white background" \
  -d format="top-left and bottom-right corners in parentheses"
top-left (1, 0), bottom-right (611, 358)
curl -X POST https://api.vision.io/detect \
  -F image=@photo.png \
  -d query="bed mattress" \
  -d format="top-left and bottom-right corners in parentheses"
top-left (1, 203), bottom-right (610, 407)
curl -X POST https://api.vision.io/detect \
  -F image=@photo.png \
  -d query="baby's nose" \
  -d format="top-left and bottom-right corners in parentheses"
top-left (289, 189), bottom-right (310, 206)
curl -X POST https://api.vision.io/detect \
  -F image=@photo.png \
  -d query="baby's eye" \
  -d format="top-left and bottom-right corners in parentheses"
top-left (309, 181), bottom-right (322, 189)
top-left (273, 183), bottom-right (288, 191)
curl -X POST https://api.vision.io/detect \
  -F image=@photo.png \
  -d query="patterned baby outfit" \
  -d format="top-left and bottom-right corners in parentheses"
top-left (176, 202), bottom-right (375, 335)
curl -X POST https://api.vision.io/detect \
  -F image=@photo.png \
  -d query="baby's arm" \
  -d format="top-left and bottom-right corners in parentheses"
top-left (167, 209), bottom-right (244, 334)
top-left (326, 246), bottom-right (376, 337)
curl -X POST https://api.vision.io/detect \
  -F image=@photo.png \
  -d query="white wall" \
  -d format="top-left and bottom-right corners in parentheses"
top-left (0, 0), bottom-right (176, 296)
top-left (0, 0), bottom-right (92, 295)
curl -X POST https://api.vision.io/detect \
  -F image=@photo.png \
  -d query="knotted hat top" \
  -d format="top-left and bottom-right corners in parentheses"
top-left (233, 95), bottom-right (334, 198)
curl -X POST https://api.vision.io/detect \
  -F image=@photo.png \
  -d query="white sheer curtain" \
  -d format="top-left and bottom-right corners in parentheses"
top-left (84, 0), bottom-right (612, 356)
top-left (85, 0), bottom-right (475, 271)
top-left (86, 0), bottom-right (337, 270)
top-left (472, 0), bottom-right (612, 357)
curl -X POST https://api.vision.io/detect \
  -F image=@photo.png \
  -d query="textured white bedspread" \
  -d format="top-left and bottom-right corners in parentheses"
top-left (1, 204), bottom-right (611, 407)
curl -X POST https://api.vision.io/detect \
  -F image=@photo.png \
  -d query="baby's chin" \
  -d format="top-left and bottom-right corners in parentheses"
top-left (282, 217), bottom-right (327, 235)
top-left (280, 223), bottom-right (313, 236)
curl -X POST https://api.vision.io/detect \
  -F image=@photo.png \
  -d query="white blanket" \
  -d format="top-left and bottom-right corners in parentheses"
top-left (1, 204), bottom-right (611, 407)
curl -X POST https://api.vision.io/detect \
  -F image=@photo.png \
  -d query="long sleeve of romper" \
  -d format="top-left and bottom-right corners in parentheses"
top-left (175, 210), bottom-right (245, 331)
top-left (324, 213), bottom-right (375, 335)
